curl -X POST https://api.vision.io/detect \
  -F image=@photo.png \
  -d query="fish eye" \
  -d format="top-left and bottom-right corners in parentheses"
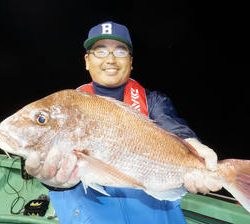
top-left (36, 113), bottom-right (49, 125)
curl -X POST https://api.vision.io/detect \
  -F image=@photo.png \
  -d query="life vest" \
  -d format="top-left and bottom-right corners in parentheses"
top-left (77, 78), bottom-right (148, 116)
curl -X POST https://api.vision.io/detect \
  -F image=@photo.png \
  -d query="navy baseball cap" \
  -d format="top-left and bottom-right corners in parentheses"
top-left (83, 21), bottom-right (133, 51)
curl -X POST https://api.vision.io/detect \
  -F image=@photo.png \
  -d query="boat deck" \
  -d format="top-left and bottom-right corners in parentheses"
top-left (1, 155), bottom-right (249, 224)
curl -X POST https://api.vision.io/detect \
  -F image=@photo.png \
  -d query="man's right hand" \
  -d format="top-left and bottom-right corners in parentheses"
top-left (24, 148), bottom-right (81, 188)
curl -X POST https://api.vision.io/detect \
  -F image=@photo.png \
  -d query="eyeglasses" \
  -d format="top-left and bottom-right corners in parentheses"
top-left (88, 48), bottom-right (130, 58)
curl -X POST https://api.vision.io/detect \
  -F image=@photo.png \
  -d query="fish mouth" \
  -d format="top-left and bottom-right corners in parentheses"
top-left (0, 130), bottom-right (21, 156)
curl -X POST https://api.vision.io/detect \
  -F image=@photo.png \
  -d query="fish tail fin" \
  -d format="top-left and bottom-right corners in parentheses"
top-left (220, 159), bottom-right (250, 212)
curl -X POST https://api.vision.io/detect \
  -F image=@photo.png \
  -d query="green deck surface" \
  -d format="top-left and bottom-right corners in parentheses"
top-left (1, 154), bottom-right (250, 223)
top-left (0, 155), bottom-right (58, 223)
top-left (182, 195), bottom-right (250, 224)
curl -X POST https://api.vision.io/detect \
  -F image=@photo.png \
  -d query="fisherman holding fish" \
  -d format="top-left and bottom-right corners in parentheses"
top-left (2, 21), bottom-right (224, 223)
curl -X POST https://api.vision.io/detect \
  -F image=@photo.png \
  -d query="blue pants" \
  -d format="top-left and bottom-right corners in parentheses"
top-left (49, 184), bottom-right (187, 224)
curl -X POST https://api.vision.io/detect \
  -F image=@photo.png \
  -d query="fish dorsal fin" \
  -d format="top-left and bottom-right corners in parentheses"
top-left (77, 90), bottom-right (154, 123)
top-left (74, 149), bottom-right (145, 195)
top-left (169, 134), bottom-right (205, 163)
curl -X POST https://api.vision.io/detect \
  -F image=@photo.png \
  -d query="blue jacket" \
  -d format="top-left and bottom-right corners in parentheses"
top-left (48, 83), bottom-right (197, 224)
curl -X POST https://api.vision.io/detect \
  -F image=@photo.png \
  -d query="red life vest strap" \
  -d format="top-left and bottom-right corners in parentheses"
top-left (77, 78), bottom-right (148, 116)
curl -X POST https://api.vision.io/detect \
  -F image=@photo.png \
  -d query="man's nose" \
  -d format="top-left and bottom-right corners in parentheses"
top-left (106, 51), bottom-right (116, 61)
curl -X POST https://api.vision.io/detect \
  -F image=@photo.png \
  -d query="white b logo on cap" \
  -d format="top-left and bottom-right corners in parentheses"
top-left (101, 23), bottom-right (112, 34)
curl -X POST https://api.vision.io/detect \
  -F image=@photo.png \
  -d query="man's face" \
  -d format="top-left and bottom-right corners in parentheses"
top-left (84, 39), bottom-right (133, 87)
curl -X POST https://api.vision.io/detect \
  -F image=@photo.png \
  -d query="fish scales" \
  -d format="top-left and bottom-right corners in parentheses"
top-left (73, 91), bottom-right (203, 186)
top-left (0, 89), bottom-right (250, 213)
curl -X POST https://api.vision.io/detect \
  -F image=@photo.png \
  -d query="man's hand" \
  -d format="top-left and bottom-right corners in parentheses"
top-left (184, 137), bottom-right (218, 171)
top-left (183, 138), bottom-right (223, 194)
top-left (25, 147), bottom-right (80, 188)
top-left (183, 169), bottom-right (222, 194)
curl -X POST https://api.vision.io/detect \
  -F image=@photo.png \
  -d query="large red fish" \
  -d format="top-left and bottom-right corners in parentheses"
top-left (0, 89), bottom-right (249, 213)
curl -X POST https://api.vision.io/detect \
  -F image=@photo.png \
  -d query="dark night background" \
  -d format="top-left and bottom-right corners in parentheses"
top-left (0, 0), bottom-right (249, 161)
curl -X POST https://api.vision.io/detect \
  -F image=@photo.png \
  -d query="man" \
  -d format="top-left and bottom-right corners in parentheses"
top-left (25, 21), bottom-right (222, 224)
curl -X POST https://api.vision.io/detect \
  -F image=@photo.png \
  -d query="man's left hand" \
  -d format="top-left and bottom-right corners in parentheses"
top-left (183, 138), bottom-right (223, 194)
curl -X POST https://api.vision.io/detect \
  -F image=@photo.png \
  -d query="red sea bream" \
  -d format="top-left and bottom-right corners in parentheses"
top-left (0, 89), bottom-right (249, 212)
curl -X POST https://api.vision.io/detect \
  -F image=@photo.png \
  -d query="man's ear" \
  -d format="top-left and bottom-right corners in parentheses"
top-left (84, 54), bottom-right (89, 70)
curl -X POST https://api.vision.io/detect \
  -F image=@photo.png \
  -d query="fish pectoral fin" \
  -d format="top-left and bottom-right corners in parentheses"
top-left (88, 183), bottom-right (110, 196)
top-left (145, 187), bottom-right (187, 201)
top-left (74, 149), bottom-right (145, 190)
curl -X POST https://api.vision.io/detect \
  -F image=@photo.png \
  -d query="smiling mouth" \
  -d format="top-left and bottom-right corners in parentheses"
top-left (104, 68), bottom-right (118, 75)
top-left (105, 68), bottom-right (118, 71)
